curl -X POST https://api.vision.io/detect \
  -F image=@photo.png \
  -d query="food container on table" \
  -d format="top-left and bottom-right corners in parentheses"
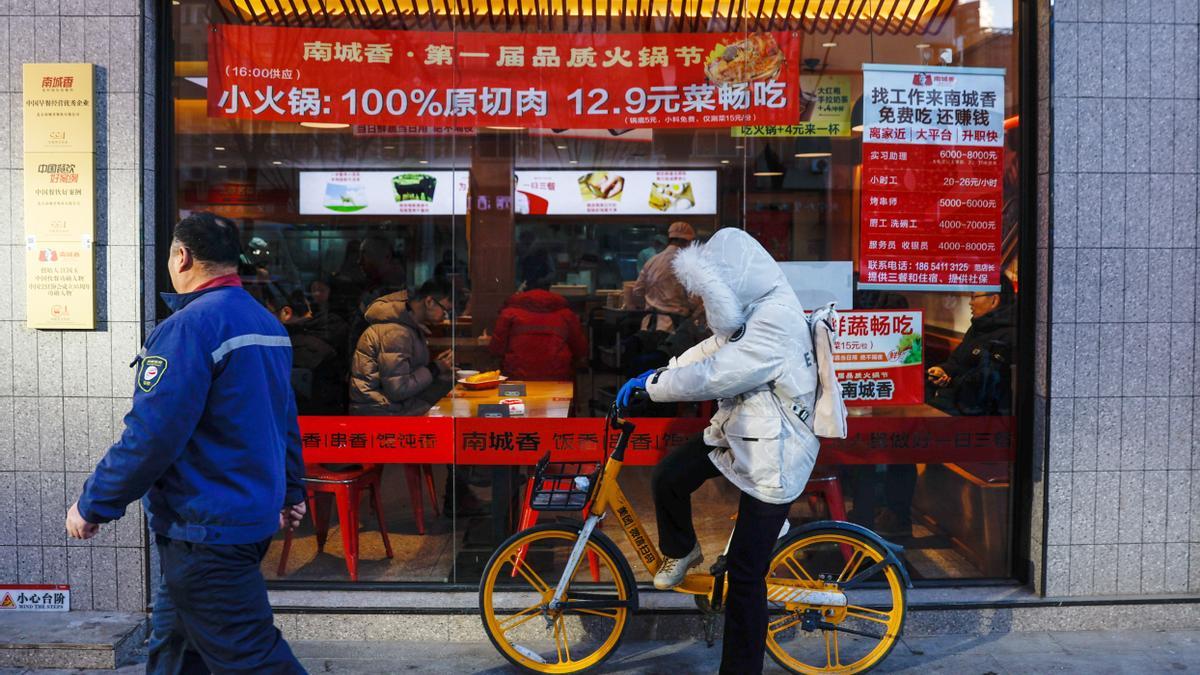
top-left (500, 398), bottom-right (526, 416)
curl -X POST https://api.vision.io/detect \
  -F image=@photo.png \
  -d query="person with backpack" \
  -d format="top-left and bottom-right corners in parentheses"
top-left (616, 227), bottom-right (845, 675)
top-left (488, 279), bottom-right (588, 381)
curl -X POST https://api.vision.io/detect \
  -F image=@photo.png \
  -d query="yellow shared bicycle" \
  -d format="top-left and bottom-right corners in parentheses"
top-left (479, 402), bottom-right (912, 674)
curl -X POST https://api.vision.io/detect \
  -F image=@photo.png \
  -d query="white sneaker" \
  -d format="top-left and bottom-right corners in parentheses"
top-left (653, 543), bottom-right (704, 590)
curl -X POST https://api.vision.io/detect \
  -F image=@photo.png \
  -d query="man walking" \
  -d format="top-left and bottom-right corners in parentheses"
top-left (65, 212), bottom-right (307, 674)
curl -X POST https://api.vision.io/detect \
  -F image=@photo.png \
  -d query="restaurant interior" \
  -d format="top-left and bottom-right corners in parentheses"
top-left (169, 0), bottom-right (1024, 586)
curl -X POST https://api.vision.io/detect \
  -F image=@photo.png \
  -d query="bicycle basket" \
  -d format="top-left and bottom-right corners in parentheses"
top-left (528, 454), bottom-right (600, 512)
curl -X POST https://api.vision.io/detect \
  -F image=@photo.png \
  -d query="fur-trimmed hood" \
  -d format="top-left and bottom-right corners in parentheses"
top-left (671, 228), bottom-right (791, 337)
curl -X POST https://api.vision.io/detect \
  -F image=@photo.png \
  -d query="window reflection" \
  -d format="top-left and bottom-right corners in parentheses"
top-left (172, 0), bottom-right (1023, 584)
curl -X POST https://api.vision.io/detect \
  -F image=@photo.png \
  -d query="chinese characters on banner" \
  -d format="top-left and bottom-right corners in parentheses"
top-left (297, 417), bottom-right (455, 464)
top-left (22, 63), bottom-right (97, 329)
top-left (208, 26), bottom-right (801, 129)
top-left (732, 74), bottom-right (853, 138)
top-left (455, 418), bottom-right (708, 465)
top-left (833, 310), bottom-right (924, 406)
top-left (859, 64), bottom-right (1006, 292)
top-left (294, 416), bottom-right (1013, 465)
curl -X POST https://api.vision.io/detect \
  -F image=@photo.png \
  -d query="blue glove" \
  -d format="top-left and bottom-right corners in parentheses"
top-left (616, 369), bottom-right (657, 410)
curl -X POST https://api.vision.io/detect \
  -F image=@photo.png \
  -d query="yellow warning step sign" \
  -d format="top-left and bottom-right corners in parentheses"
top-left (1, 593), bottom-right (14, 608)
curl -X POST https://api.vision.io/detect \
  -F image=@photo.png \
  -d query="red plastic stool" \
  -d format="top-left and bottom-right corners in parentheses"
top-left (404, 464), bottom-right (440, 535)
top-left (801, 472), bottom-right (851, 560)
top-left (802, 472), bottom-right (848, 521)
top-left (277, 464), bottom-right (394, 581)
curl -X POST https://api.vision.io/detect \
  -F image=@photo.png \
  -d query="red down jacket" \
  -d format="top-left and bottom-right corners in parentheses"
top-left (489, 289), bottom-right (588, 381)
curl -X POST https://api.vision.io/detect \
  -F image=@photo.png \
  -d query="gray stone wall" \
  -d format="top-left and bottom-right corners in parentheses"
top-left (0, 0), bottom-right (154, 611)
top-left (1042, 0), bottom-right (1200, 596)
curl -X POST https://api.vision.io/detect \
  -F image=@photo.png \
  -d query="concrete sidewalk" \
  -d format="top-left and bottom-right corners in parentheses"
top-left (2, 629), bottom-right (1199, 674)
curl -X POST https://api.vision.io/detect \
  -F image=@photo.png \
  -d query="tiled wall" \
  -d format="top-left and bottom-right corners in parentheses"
top-left (1042, 0), bottom-right (1200, 596)
top-left (0, 0), bottom-right (154, 611)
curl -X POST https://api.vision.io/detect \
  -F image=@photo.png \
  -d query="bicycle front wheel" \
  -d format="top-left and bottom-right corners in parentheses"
top-left (764, 528), bottom-right (907, 674)
top-left (479, 522), bottom-right (636, 674)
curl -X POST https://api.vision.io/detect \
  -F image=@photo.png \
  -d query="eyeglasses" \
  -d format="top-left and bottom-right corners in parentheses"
top-left (970, 292), bottom-right (998, 300)
top-left (435, 299), bottom-right (454, 318)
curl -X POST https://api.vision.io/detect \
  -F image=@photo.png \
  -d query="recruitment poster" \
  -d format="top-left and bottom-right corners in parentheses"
top-left (859, 64), bottom-right (1005, 292)
top-left (832, 310), bottom-right (924, 406)
top-left (22, 63), bottom-right (96, 329)
top-left (208, 25), bottom-right (802, 129)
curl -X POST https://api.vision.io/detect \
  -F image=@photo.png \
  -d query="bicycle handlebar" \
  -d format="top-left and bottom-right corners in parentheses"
top-left (605, 388), bottom-right (648, 463)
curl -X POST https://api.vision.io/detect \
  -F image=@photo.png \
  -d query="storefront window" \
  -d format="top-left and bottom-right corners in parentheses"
top-left (169, 0), bottom-right (1023, 585)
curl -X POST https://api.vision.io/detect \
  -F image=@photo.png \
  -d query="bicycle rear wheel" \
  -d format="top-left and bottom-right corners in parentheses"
top-left (765, 528), bottom-right (907, 674)
top-left (479, 522), bottom-right (636, 674)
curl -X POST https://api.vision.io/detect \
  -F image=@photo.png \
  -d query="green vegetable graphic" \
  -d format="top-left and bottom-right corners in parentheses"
top-left (897, 333), bottom-right (923, 364)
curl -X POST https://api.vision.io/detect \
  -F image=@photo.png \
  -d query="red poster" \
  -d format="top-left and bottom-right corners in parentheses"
top-left (833, 310), bottom-right (924, 406)
top-left (208, 25), bottom-right (801, 129)
top-left (859, 64), bottom-right (1006, 292)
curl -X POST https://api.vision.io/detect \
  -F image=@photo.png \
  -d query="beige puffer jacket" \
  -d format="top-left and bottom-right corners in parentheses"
top-left (645, 228), bottom-right (821, 504)
top-left (349, 292), bottom-right (452, 416)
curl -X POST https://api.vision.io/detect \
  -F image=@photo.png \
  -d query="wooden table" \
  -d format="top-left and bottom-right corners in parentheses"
top-left (426, 380), bottom-right (574, 545)
top-left (848, 403), bottom-right (951, 418)
top-left (425, 380), bottom-right (574, 418)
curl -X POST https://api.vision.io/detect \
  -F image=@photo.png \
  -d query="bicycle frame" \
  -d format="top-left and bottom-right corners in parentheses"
top-left (548, 408), bottom-right (850, 609)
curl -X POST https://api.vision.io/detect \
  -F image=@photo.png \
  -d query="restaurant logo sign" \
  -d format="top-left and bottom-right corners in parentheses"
top-left (208, 25), bottom-right (803, 129)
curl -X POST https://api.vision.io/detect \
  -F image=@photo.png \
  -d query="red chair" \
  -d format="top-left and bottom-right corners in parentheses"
top-left (277, 464), bottom-right (394, 581)
top-left (403, 464), bottom-right (440, 535)
top-left (802, 472), bottom-right (852, 560)
top-left (803, 472), bottom-right (848, 522)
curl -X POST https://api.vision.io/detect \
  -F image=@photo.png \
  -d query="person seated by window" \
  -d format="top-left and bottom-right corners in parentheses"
top-left (263, 284), bottom-right (346, 417)
top-left (926, 276), bottom-right (1016, 416)
top-left (489, 279), bottom-right (588, 381)
top-left (307, 276), bottom-right (349, 361)
top-left (349, 279), bottom-right (454, 416)
top-left (348, 236), bottom-right (409, 358)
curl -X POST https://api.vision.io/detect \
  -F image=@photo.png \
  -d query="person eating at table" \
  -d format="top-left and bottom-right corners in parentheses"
top-left (349, 278), bottom-right (455, 416)
top-left (349, 278), bottom-right (486, 518)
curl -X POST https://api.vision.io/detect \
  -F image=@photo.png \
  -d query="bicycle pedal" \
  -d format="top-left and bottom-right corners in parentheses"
top-left (709, 554), bottom-right (727, 576)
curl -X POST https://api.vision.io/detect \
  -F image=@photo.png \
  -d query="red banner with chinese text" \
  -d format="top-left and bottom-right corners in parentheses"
top-left (294, 416), bottom-right (1014, 466)
top-left (298, 416), bottom-right (454, 464)
top-left (208, 25), bottom-right (801, 129)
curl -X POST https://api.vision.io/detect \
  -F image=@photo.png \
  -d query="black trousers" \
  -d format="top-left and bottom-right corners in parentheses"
top-left (651, 435), bottom-right (793, 675)
top-left (147, 534), bottom-right (305, 675)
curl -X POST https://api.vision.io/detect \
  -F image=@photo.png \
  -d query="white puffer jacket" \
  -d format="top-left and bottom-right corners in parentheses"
top-left (645, 228), bottom-right (820, 504)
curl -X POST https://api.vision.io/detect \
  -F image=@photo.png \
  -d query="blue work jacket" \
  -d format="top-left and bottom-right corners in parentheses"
top-left (77, 281), bottom-right (304, 544)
